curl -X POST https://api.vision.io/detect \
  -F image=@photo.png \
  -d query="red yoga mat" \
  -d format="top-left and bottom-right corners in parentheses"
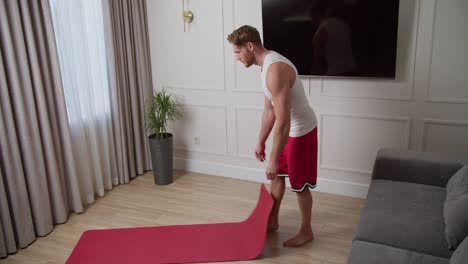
top-left (66, 184), bottom-right (273, 264)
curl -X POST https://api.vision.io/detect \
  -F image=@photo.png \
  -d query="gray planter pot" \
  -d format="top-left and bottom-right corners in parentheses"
top-left (149, 133), bottom-right (173, 185)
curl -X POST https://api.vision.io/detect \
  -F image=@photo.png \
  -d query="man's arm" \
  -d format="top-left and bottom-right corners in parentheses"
top-left (255, 97), bottom-right (276, 162)
top-left (265, 63), bottom-right (293, 179)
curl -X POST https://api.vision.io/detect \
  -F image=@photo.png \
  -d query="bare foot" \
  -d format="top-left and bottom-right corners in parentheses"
top-left (283, 231), bottom-right (314, 247)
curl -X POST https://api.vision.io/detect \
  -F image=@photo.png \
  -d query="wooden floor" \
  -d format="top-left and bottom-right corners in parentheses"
top-left (1, 171), bottom-right (364, 264)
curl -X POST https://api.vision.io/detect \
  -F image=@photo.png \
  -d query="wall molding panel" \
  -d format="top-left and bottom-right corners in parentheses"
top-left (421, 119), bottom-right (468, 156)
top-left (233, 106), bottom-right (264, 159)
top-left (423, 0), bottom-right (468, 103)
top-left (229, 0), bottom-right (263, 93)
top-left (173, 104), bottom-right (229, 156)
top-left (320, 113), bottom-right (411, 175)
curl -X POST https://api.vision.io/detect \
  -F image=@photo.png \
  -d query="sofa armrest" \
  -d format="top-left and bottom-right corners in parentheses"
top-left (372, 148), bottom-right (466, 187)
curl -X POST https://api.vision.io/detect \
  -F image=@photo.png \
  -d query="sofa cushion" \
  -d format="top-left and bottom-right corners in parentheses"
top-left (354, 179), bottom-right (451, 258)
top-left (444, 164), bottom-right (468, 249)
top-left (450, 235), bottom-right (468, 264)
top-left (348, 241), bottom-right (450, 264)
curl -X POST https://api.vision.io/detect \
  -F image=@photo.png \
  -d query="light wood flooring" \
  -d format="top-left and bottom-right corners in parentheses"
top-left (1, 171), bottom-right (364, 264)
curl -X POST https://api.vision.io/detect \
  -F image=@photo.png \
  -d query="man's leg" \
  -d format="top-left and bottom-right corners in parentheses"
top-left (268, 176), bottom-right (285, 231)
top-left (283, 188), bottom-right (314, 247)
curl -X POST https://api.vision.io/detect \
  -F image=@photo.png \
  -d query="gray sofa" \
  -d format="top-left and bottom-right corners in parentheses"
top-left (347, 149), bottom-right (468, 264)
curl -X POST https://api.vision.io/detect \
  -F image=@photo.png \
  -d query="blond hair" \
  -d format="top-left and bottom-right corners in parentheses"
top-left (227, 25), bottom-right (263, 47)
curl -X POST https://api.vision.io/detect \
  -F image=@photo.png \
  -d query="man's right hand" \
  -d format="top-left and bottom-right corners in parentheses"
top-left (255, 142), bottom-right (266, 162)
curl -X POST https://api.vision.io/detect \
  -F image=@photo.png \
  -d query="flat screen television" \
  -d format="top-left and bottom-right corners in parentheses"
top-left (261, 0), bottom-right (400, 78)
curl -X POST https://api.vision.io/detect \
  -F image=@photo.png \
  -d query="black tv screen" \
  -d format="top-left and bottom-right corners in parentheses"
top-left (261, 0), bottom-right (400, 78)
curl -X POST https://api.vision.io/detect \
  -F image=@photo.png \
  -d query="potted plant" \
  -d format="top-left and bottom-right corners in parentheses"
top-left (145, 88), bottom-right (183, 185)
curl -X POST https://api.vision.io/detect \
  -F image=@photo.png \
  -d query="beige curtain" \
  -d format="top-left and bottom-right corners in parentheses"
top-left (105, 0), bottom-right (153, 182)
top-left (0, 0), bottom-right (154, 258)
top-left (0, 0), bottom-right (83, 257)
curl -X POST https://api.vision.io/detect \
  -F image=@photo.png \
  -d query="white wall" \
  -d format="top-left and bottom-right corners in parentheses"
top-left (146, 0), bottom-right (468, 198)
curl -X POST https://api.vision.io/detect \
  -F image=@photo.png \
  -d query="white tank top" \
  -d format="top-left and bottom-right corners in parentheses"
top-left (261, 51), bottom-right (317, 137)
top-left (318, 18), bottom-right (356, 75)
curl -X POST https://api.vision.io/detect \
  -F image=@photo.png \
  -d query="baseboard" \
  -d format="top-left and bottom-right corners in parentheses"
top-left (174, 158), bottom-right (369, 198)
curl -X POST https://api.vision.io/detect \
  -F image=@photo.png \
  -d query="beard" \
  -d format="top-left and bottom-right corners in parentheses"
top-left (242, 55), bottom-right (255, 67)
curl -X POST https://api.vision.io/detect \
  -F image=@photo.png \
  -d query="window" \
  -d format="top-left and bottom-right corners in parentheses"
top-left (49, 0), bottom-right (111, 123)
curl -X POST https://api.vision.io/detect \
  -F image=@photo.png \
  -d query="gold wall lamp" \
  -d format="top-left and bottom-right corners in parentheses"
top-left (182, 0), bottom-right (194, 32)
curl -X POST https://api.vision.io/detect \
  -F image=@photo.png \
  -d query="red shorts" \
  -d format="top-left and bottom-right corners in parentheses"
top-left (277, 127), bottom-right (318, 192)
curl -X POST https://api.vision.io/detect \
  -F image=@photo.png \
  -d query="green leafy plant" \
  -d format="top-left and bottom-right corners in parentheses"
top-left (145, 89), bottom-right (183, 140)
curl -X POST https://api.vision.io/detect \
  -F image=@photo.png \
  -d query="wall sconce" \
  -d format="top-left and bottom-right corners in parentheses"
top-left (182, 0), bottom-right (194, 32)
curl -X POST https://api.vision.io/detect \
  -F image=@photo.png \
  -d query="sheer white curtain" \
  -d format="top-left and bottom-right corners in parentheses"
top-left (49, 0), bottom-right (118, 203)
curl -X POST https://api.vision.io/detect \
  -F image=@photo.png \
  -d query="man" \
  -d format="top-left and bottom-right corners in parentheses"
top-left (227, 25), bottom-right (318, 247)
top-left (309, 1), bottom-right (356, 76)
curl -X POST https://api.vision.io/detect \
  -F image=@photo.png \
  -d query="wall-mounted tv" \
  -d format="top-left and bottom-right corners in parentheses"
top-left (262, 0), bottom-right (400, 78)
